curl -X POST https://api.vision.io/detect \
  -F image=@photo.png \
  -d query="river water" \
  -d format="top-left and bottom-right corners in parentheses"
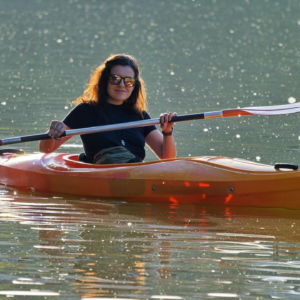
top-left (1, 0), bottom-right (300, 299)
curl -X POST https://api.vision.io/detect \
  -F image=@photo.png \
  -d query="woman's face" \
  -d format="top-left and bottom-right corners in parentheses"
top-left (107, 65), bottom-right (135, 105)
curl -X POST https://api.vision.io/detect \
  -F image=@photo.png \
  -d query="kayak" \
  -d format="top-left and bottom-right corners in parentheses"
top-left (0, 151), bottom-right (299, 209)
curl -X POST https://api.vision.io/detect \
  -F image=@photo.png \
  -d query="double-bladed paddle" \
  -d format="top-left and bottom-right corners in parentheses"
top-left (1, 102), bottom-right (300, 146)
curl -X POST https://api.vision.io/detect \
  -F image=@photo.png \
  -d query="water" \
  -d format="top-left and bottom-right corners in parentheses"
top-left (1, 189), bottom-right (300, 299)
top-left (1, 0), bottom-right (300, 298)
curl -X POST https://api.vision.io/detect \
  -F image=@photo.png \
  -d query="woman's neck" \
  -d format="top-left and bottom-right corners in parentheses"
top-left (107, 98), bottom-right (125, 105)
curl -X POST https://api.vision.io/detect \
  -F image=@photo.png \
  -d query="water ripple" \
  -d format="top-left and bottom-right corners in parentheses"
top-left (0, 190), bottom-right (300, 299)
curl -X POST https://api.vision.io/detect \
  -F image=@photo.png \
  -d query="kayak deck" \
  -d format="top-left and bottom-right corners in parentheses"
top-left (0, 152), bottom-right (300, 209)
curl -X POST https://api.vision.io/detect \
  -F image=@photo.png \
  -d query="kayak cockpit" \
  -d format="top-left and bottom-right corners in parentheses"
top-left (60, 154), bottom-right (297, 174)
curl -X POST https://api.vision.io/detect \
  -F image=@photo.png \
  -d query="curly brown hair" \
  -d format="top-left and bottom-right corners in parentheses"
top-left (74, 54), bottom-right (147, 114)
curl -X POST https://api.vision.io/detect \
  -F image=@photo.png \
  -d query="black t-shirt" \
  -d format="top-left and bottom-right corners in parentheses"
top-left (63, 102), bottom-right (157, 163)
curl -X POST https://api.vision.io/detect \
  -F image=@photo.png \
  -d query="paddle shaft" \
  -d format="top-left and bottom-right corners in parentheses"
top-left (1, 101), bottom-right (299, 146)
top-left (0, 110), bottom-right (225, 146)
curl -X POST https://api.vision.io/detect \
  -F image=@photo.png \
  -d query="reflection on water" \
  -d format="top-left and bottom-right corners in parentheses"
top-left (1, 188), bottom-right (300, 299)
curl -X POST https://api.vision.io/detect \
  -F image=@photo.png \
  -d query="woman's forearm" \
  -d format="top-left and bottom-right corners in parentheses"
top-left (39, 136), bottom-right (71, 153)
top-left (39, 139), bottom-right (56, 153)
top-left (162, 134), bottom-right (176, 159)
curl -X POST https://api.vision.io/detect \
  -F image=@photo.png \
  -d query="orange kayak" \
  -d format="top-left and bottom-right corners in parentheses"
top-left (0, 152), bottom-right (299, 209)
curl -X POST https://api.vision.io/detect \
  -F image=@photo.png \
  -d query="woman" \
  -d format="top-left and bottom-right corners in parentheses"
top-left (39, 54), bottom-right (176, 164)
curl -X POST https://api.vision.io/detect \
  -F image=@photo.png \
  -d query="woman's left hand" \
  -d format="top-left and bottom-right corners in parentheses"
top-left (160, 112), bottom-right (177, 134)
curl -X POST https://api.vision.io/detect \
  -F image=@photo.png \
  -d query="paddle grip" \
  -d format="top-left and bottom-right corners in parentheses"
top-left (0, 132), bottom-right (66, 146)
top-left (170, 113), bottom-right (205, 123)
top-left (21, 133), bottom-right (53, 143)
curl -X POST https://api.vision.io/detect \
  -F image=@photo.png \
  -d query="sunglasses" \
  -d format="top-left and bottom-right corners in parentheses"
top-left (108, 74), bottom-right (136, 88)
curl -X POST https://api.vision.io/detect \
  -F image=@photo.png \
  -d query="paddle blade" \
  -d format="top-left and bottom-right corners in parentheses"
top-left (223, 102), bottom-right (300, 117)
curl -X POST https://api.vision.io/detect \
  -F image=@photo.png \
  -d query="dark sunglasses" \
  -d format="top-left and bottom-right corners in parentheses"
top-left (108, 74), bottom-right (136, 88)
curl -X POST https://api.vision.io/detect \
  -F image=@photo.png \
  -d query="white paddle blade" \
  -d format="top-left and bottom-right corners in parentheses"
top-left (242, 102), bottom-right (300, 116)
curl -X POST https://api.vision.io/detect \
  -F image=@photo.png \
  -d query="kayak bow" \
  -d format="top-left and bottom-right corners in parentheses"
top-left (0, 152), bottom-right (299, 209)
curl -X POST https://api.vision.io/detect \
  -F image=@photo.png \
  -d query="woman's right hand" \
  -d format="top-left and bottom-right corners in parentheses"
top-left (48, 120), bottom-right (66, 140)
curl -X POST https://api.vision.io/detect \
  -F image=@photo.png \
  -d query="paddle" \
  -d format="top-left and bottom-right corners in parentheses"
top-left (1, 102), bottom-right (300, 146)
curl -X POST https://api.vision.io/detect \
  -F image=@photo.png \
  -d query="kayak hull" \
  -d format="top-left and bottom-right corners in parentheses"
top-left (0, 152), bottom-right (300, 209)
